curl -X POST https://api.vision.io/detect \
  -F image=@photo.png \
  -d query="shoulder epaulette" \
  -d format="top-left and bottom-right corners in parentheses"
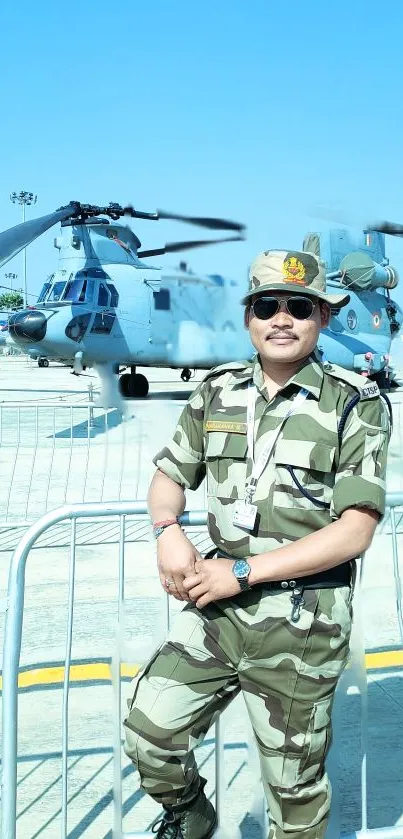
top-left (202, 360), bottom-right (252, 383)
top-left (322, 362), bottom-right (380, 400)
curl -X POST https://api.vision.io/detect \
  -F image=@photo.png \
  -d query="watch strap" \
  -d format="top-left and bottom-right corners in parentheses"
top-left (238, 577), bottom-right (250, 591)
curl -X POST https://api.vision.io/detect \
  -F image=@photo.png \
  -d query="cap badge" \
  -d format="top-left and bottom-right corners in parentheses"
top-left (282, 256), bottom-right (306, 285)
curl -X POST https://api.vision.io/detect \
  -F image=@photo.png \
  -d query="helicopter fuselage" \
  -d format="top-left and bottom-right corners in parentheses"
top-left (7, 219), bottom-right (403, 394)
top-left (7, 218), bottom-right (252, 373)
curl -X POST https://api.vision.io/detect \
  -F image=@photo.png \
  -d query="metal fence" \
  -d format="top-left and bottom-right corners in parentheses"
top-left (2, 503), bottom-right (264, 839)
top-left (0, 402), bottom-right (142, 526)
top-left (1, 497), bottom-right (403, 839)
top-left (1, 395), bottom-right (402, 531)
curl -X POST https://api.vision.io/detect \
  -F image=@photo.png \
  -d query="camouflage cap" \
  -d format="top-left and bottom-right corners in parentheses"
top-left (241, 249), bottom-right (350, 308)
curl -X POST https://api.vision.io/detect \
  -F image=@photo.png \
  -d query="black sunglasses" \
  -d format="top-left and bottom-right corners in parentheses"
top-left (250, 296), bottom-right (317, 321)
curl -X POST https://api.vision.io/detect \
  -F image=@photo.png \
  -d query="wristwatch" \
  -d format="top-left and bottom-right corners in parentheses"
top-left (153, 518), bottom-right (180, 539)
top-left (232, 559), bottom-right (251, 591)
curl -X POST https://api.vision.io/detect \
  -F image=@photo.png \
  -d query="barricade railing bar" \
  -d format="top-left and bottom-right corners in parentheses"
top-left (1, 496), bottom-right (403, 839)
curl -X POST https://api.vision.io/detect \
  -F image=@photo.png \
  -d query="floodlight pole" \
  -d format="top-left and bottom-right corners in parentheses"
top-left (10, 191), bottom-right (37, 307)
top-left (4, 272), bottom-right (18, 292)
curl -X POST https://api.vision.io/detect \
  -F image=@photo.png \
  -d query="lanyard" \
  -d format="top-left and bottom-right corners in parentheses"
top-left (245, 383), bottom-right (309, 502)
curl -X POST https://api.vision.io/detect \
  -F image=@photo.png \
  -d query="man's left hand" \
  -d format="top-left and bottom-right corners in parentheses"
top-left (183, 558), bottom-right (241, 608)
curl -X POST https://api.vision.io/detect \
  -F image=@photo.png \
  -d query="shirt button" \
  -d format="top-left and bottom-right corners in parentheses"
top-left (281, 581), bottom-right (289, 589)
top-left (289, 580), bottom-right (296, 588)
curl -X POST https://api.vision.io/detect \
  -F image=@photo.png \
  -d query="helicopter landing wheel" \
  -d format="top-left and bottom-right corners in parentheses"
top-left (181, 367), bottom-right (192, 383)
top-left (119, 373), bottom-right (131, 397)
top-left (129, 373), bottom-right (149, 398)
top-left (38, 357), bottom-right (49, 368)
top-left (119, 372), bottom-right (149, 398)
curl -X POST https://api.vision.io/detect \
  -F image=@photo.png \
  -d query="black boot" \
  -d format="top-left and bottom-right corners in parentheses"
top-left (151, 779), bottom-right (217, 838)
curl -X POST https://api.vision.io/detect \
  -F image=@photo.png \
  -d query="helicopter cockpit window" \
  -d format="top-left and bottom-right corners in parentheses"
top-left (65, 313), bottom-right (92, 342)
top-left (46, 281), bottom-right (67, 302)
top-left (97, 283), bottom-right (110, 307)
top-left (61, 277), bottom-right (95, 304)
top-left (38, 282), bottom-right (52, 303)
top-left (85, 280), bottom-right (95, 303)
top-left (90, 312), bottom-right (116, 334)
top-left (153, 289), bottom-right (170, 310)
top-left (62, 278), bottom-right (85, 303)
top-left (107, 284), bottom-right (119, 307)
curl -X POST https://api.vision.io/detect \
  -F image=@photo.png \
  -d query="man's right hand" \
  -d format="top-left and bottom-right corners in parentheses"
top-left (157, 525), bottom-right (203, 601)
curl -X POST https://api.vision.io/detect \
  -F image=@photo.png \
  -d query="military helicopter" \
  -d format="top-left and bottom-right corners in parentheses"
top-left (1, 200), bottom-right (402, 401)
top-left (303, 227), bottom-right (403, 388)
top-left (1, 201), bottom-right (250, 398)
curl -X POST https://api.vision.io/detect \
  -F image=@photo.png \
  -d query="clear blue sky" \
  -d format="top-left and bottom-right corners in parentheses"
top-left (1, 0), bottom-right (403, 304)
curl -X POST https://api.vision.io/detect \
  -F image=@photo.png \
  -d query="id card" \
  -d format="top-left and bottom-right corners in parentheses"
top-left (233, 500), bottom-right (257, 531)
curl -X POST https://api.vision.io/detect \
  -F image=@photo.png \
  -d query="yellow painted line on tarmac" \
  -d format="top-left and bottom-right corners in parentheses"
top-left (0, 651), bottom-right (402, 692)
top-left (365, 649), bottom-right (403, 669)
top-left (0, 662), bottom-right (140, 692)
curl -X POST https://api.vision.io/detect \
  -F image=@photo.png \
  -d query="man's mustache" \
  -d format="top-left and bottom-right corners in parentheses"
top-left (267, 331), bottom-right (298, 339)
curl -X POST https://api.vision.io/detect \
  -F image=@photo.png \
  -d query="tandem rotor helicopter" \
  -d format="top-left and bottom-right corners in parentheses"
top-left (0, 199), bottom-right (402, 401)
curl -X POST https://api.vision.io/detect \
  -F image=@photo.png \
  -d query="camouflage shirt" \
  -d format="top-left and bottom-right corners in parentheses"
top-left (153, 354), bottom-right (390, 558)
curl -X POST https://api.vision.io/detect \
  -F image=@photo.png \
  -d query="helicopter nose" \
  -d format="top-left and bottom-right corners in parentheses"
top-left (8, 310), bottom-right (47, 343)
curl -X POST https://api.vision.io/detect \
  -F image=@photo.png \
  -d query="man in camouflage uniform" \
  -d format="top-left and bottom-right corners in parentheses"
top-left (124, 249), bottom-right (390, 838)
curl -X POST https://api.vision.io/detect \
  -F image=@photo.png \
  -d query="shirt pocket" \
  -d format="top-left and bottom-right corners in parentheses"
top-left (273, 439), bottom-right (335, 510)
top-left (205, 432), bottom-right (248, 499)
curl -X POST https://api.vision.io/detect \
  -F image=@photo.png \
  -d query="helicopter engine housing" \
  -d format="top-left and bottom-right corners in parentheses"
top-left (339, 251), bottom-right (399, 292)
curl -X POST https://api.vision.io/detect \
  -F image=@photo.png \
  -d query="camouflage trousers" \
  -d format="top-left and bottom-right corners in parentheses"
top-left (124, 584), bottom-right (352, 838)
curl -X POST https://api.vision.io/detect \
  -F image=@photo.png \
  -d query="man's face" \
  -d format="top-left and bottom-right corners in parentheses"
top-left (245, 291), bottom-right (330, 366)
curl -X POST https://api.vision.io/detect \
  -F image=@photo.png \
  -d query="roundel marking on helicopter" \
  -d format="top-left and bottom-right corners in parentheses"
top-left (373, 312), bottom-right (381, 328)
top-left (346, 309), bottom-right (357, 330)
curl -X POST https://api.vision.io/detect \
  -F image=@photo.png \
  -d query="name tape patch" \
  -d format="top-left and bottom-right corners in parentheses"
top-left (205, 420), bottom-right (247, 434)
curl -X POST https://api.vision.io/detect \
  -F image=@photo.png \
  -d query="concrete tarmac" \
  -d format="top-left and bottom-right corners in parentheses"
top-left (0, 356), bottom-right (402, 838)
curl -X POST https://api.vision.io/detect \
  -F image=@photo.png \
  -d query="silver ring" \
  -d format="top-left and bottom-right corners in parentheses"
top-left (164, 577), bottom-right (174, 588)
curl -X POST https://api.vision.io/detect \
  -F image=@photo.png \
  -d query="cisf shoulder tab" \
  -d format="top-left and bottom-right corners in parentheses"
top-left (360, 382), bottom-right (380, 399)
top-left (323, 363), bottom-right (380, 399)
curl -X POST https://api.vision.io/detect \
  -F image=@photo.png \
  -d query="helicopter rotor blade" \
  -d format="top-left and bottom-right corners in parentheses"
top-left (366, 220), bottom-right (403, 237)
top-left (138, 235), bottom-right (244, 259)
top-left (156, 210), bottom-right (245, 233)
top-left (0, 204), bottom-right (78, 269)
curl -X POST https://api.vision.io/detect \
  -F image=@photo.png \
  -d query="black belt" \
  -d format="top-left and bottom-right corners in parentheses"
top-left (254, 563), bottom-right (351, 592)
top-left (207, 548), bottom-right (351, 591)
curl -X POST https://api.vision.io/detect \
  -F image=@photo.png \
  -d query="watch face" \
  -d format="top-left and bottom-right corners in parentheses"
top-left (233, 559), bottom-right (251, 579)
top-left (154, 526), bottom-right (164, 538)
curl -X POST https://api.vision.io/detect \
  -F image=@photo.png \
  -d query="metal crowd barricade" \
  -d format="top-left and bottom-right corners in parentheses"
top-left (2, 502), bottom-right (258, 839)
top-left (0, 401), bottom-right (136, 526)
top-left (1, 496), bottom-right (403, 839)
